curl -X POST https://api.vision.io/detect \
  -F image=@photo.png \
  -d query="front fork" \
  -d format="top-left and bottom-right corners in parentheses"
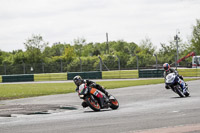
top-left (178, 78), bottom-right (186, 91)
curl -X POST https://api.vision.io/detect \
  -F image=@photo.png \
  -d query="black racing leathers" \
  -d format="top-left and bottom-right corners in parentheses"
top-left (75, 79), bottom-right (108, 96)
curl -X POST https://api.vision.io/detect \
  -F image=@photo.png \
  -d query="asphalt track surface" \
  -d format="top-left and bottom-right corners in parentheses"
top-left (0, 80), bottom-right (200, 133)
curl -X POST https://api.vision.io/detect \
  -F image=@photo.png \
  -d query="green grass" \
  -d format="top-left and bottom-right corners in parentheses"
top-left (102, 69), bottom-right (200, 79)
top-left (34, 73), bottom-right (67, 81)
top-left (0, 76), bottom-right (2, 83)
top-left (102, 70), bottom-right (138, 79)
top-left (177, 68), bottom-right (200, 77)
top-left (97, 78), bottom-right (197, 89)
top-left (0, 83), bottom-right (75, 100)
top-left (0, 78), bottom-right (198, 100)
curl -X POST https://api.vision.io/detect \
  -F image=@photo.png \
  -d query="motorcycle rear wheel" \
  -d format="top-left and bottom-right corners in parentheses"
top-left (85, 96), bottom-right (101, 111)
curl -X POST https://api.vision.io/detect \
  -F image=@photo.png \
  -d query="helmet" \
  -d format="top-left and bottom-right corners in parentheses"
top-left (73, 75), bottom-right (83, 86)
top-left (163, 63), bottom-right (170, 71)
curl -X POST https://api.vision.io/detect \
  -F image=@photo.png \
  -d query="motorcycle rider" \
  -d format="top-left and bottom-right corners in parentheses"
top-left (73, 75), bottom-right (110, 108)
top-left (163, 63), bottom-right (187, 93)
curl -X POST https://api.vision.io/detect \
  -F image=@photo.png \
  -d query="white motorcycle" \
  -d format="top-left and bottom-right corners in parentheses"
top-left (165, 73), bottom-right (190, 97)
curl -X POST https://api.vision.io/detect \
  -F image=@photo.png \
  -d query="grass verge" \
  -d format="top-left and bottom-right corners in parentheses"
top-left (102, 70), bottom-right (138, 79)
top-left (0, 78), bottom-right (199, 100)
top-left (177, 68), bottom-right (200, 77)
top-left (34, 73), bottom-right (67, 81)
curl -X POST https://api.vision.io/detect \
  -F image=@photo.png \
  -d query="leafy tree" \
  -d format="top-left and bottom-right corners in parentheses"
top-left (13, 50), bottom-right (27, 64)
top-left (0, 50), bottom-right (4, 64)
top-left (137, 38), bottom-right (156, 67)
top-left (158, 37), bottom-right (191, 66)
top-left (24, 34), bottom-right (48, 64)
top-left (158, 43), bottom-right (176, 65)
top-left (191, 19), bottom-right (200, 55)
top-left (82, 43), bottom-right (94, 57)
top-left (126, 42), bottom-right (138, 56)
top-left (92, 49), bottom-right (101, 56)
top-left (66, 56), bottom-right (99, 72)
top-left (2, 55), bottom-right (13, 65)
top-left (0, 51), bottom-right (13, 65)
top-left (4, 26), bottom-right (200, 75)
top-left (73, 37), bottom-right (86, 56)
top-left (51, 43), bottom-right (66, 56)
top-left (63, 45), bottom-right (76, 62)
top-left (43, 43), bottom-right (67, 58)
top-left (43, 46), bottom-right (52, 58)
top-left (94, 42), bottom-right (107, 54)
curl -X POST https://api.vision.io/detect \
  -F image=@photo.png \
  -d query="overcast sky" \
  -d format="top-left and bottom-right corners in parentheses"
top-left (0, 0), bottom-right (200, 52)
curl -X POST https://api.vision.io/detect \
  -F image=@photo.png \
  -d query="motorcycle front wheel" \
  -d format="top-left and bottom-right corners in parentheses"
top-left (175, 86), bottom-right (185, 97)
top-left (109, 96), bottom-right (119, 110)
top-left (184, 88), bottom-right (190, 97)
top-left (85, 96), bottom-right (101, 111)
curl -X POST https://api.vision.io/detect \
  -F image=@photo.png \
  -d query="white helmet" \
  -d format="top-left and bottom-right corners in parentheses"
top-left (73, 75), bottom-right (83, 86)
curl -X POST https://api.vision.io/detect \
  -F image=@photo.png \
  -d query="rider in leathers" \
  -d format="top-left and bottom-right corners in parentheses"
top-left (163, 63), bottom-right (187, 93)
top-left (73, 75), bottom-right (110, 108)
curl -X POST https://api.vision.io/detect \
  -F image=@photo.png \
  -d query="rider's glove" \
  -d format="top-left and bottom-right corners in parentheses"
top-left (165, 85), bottom-right (170, 89)
top-left (90, 83), bottom-right (96, 87)
top-left (179, 75), bottom-right (183, 80)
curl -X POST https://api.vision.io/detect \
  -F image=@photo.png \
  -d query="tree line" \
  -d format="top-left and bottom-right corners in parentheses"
top-left (0, 19), bottom-right (200, 74)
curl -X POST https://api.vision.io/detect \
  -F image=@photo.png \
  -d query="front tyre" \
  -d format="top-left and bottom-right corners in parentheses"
top-left (175, 86), bottom-right (185, 97)
top-left (184, 91), bottom-right (190, 97)
top-left (184, 88), bottom-right (190, 97)
top-left (85, 96), bottom-right (101, 111)
top-left (109, 96), bottom-right (119, 110)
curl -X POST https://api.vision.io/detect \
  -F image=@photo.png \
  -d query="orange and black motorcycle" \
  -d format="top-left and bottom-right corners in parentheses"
top-left (78, 83), bottom-right (119, 111)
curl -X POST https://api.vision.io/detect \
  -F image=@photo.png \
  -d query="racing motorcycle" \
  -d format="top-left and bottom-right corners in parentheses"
top-left (165, 73), bottom-right (190, 97)
top-left (78, 83), bottom-right (119, 111)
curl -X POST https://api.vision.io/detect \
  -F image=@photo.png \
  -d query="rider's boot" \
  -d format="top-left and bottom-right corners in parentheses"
top-left (185, 83), bottom-right (188, 87)
top-left (98, 86), bottom-right (111, 98)
top-left (178, 79), bottom-right (187, 94)
top-left (183, 88), bottom-right (187, 94)
top-left (165, 84), bottom-right (170, 89)
top-left (181, 84), bottom-right (187, 94)
top-left (82, 101), bottom-right (88, 108)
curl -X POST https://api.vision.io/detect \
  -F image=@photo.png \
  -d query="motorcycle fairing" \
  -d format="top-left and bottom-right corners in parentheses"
top-left (90, 87), bottom-right (105, 108)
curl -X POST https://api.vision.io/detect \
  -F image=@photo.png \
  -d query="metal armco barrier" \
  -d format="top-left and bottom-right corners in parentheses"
top-left (139, 69), bottom-right (164, 78)
top-left (67, 71), bottom-right (102, 80)
top-left (2, 74), bottom-right (34, 82)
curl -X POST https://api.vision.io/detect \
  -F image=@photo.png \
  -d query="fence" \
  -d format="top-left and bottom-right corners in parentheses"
top-left (0, 62), bottom-right (100, 75)
top-left (0, 54), bottom-right (177, 75)
top-left (0, 56), bottom-right (200, 79)
top-left (0, 61), bottom-right (139, 75)
top-left (0, 68), bottom-right (199, 83)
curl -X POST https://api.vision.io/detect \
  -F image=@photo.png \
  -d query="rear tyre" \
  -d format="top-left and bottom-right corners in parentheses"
top-left (85, 96), bottom-right (101, 111)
